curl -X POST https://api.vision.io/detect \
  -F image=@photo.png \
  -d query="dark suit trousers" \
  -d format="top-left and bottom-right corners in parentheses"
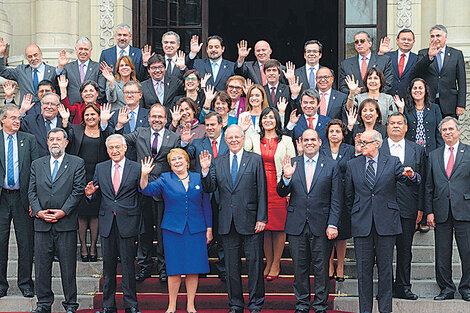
top-left (222, 222), bottom-right (264, 311)
top-left (35, 228), bottom-right (77, 311)
top-left (209, 194), bottom-right (225, 275)
top-left (137, 197), bottom-right (166, 273)
top-left (0, 191), bottom-right (33, 291)
top-left (435, 209), bottom-right (470, 296)
top-left (101, 217), bottom-right (138, 309)
top-left (288, 223), bottom-right (332, 312)
top-left (394, 217), bottom-right (416, 290)
top-left (354, 223), bottom-right (395, 313)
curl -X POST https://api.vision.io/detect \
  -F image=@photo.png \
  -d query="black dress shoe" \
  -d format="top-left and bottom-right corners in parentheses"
top-left (95, 308), bottom-right (117, 313)
top-left (294, 310), bottom-right (309, 313)
top-left (336, 276), bottom-right (345, 282)
top-left (0, 288), bottom-right (7, 297)
top-left (125, 308), bottom-right (141, 313)
top-left (21, 287), bottom-right (34, 298)
top-left (81, 255), bottom-right (89, 262)
top-left (53, 255), bottom-right (59, 262)
top-left (219, 272), bottom-right (227, 282)
top-left (89, 255), bottom-right (98, 262)
top-left (159, 270), bottom-right (168, 282)
top-left (227, 309), bottom-right (243, 313)
top-left (249, 310), bottom-right (261, 313)
top-left (65, 309), bottom-right (76, 313)
top-left (434, 292), bottom-right (454, 300)
top-left (31, 307), bottom-right (51, 313)
top-left (135, 270), bottom-right (151, 282)
top-left (393, 289), bottom-right (418, 300)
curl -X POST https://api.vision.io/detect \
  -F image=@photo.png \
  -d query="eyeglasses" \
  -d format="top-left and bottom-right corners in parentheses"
top-left (149, 114), bottom-right (166, 120)
top-left (354, 39), bottom-right (367, 45)
top-left (123, 91), bottom-right (141, 95)
top-left (227, 85), bottom-right (243, 91)
top-left (317, 75), bottom-right (332, 81)
top-left (4, 116), bottom-right (22, 122)
top-left (149, 65), bottom-right (165, 71)
top-left (42, 102), bottom-right (59, 107)
top-left (226, 136), bottom-right (243, 140)
top-left (305, 49), bottom-right (320, 54)
top-left (358, 139), bottom-right (376, 146)
top-left (184, 77), bottom-right (198, 82)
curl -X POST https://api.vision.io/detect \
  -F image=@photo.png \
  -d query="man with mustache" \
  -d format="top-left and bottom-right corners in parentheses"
top-left (29, 128), bottom-right (86, 313)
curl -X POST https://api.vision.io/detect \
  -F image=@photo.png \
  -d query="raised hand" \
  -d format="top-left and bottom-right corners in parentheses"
top-left (141, 44), bottom-right (155, 66)
top-left (289, 108), bottom-right (301, 124)
top-left (19, 94), bottom-right (34, 116)
top-left (289, 76), bottom-right (302, 98)
top-left (174, 50), bottom-right (186, 69)
top-left (170, 106), bottom-right (182, 126)
top-left (239, 114), bottom-right (252, 132)
top-left (58, 103), bottom-right (70, 122)
top-left (141, 156), bottom-right (155, 176)
top-left (354, 133), bottom-right (362, 154)
top-left (402, 166), bottom-right (415, 178)
top-left (190, 35), bottom-right (203, 56)
top-left (57, 49), bottom-right (70, 70)
top-left (282, 61), bottom-right (296, 82)
top-left (428, 39), bottom-right (442, 59)
top-left (100, 103), bottom-right (115, 124)
top-left (58, 74), bottom-right (68, 90)
top-left (199, 150), bottom-right (212, 172)
top-left (393, 95), bottom-right (405, 113)
top-left (181, 123), bottom-right (195, 143)
top-left (85, 181), bottom-right (99, 196)
top-left (282, 155), bottom-right (297, 179)
top-left (378, 37), bottom-right (392, 55)
top-left (2, 80), bottom-right (16, 100)
top-left (201, 73), bottom-right (212, 88)
top-left (203, 85), bottom-right (216, 103)
top-left (237, 40), bottom-right (251, 62)
top-left (117, 106), bottom-right (131, 127)
top-left (456, 107), bottom-right (465, 116)
top-left (100, 61), bottom-right (115, 83)
top-left (0, 37), bottom-right (7, 57)
top-left (243, 78), bottom-right (253, 95)
top-left (346, 106), bottom-right (358, 130)
top-left (345, 75), bottom-right (362, 95)
top-left (277, 97), bottom-right (288, 115)
top-left (295, 138), bottom-right (303, 155)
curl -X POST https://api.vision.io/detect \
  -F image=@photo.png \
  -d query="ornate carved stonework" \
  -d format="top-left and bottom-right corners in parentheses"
top-left (396, 0), bottom-right (412, 29)
top-left (100, 0), bottom-right (115, 48)
top-left (458, 61), bottom-right (470, 144)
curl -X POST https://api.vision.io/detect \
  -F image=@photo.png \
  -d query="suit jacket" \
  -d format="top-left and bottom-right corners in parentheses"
top-left (294, 65), bottom-right (336, 93)
top-left (263, 83), bottom-right (294, 126)
top-left (141, 171), bottom-right (212, 234)
top-left (191, 58), bottom-right (235, 91)
top-left (277, 154), bottom-right (341, 236)
top-left (344, 153), bottom-right (421, 237)
top-left (65, 124), bottom-right (110, 163)
top-left (92, 159), bottom-right (142, 238)
top-left (414, 46), bottom-right (467, 115)
top-left (99, 46), bottom-right (144, 81)
top-left (325, 89), bottom-right (347, 121)
top-left (425, 143), bottom-right (470, 222)
top-left (187, 135), bottom-right (229, 173)
top-left (339, 53), bottom-right (394, 95)
top-left (0, 130), bottom-right (39, 209)
top-left (234, 60), bottom-right (288, 86)
top-left (20, 114), bottom-right (64, 157)
top-left (28, 154), bottom-right (86, 232)
top-left (62, 60), bottom-right (106, 104)
top-left (201, 150), bottom-right (268, 235)
top-left (0, 59), bottom-right (58, 103)
top-left (291, 114), bottom-right (331, 143)
top-left (141, 76), bottom-right (182, 110)
top-left (380, 139), bottom-right (426, 219)
top-left (385, 50), bottom-right (418, 99)
top-left (320, 142), bottom-right (355, 178)
top-left (404, 103), bottom-right (444, 156)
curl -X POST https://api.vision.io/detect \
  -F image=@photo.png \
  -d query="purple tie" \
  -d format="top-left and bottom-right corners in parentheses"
top-left (79, 63), bottom-right (86, 83)
top-left (152, 133), bottom-right (159, 158)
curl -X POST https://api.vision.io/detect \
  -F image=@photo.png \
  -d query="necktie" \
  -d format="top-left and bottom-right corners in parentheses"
top-left (306, 159), bottom-right (314, 191)
top-left (211, 62), bottom-right (219, 81)
top-left (211, 140), bottom-right (218, 158)
top-left (231, 154), bottom-right (238, 187)
top-left (152, 133), bottom-right (159, 158)
top-left (309, 67), bottom-right (316, 88)
top-left (398, 53), bottom-right (405, 77)
top-left (157, 81), bottom-right (164, 104)
top-left (437, 50), bottom-right (443, 72)
top-left (120, 49), bottom-right (125, 57)
top-left (366, 159), bottom-right (375, 190)
top-left (319, 92), bottom-right (327, 116)
top-left (7, 135), bottom-right (14, 187)
top-left (270, 86), bottom-right (276, 105)
top-left (33, 69), bottom-right (39, 94)
top-left (167, 58), bottom-right (173, 73)
top-left (129, 111), bottom-right (136, 132)
top-left (307, 117), bottom-right (315, 129)
top-left (446, 147), bottom-right (454, 179)
top-left (51, 159), bottom-right (59, 183)
top-left (45, 120), bottom-right (52, 133)
top-left (113, 163), bottom-right (120, 194)
top-left (361, 56), bottom-right (368, 80)
top-left (79, 63), bottom-right (86, 83)
top-left (261, 64), bottom-right (267, 85)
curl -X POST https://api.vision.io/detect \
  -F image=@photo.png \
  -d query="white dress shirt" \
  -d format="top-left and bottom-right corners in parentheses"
top-left (111, 158), bottom-right (126, 182)
top-left (397, 50), bottom-right (410, 70)
top-left (358, 52), bottom-right (372, 67)
top-left (388, 138), bottom-right (405, 163)
top-left (444, 141), bottom-right (459, 169)
top-left (50, 153), bottom-right (65, 177)
top-left (229, 149), bottom-right (243, 172)
top-left (210, 58), bottom-right (222, 81)
top-left (151, 127), bottom-right (166, 154)
top-left (32, 62), bottom-right (46, 83)
top-left (3, 132), bottom-right (19, 190)
top-left (116, 45), bottom-right (130, 58)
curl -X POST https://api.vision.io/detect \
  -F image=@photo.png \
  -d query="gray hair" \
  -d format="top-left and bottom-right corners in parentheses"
top-left (439, 116), bottom-right (461, 132)
top-left (301, 88), bottom-right (320, 103)
top-left (430, 24), bottom-right (447, 34)
top-left (124, 80), bottom-right (143, 93)
top-left (105, 134), bottom-right (127, 148)
top-left (116, 24), bottom-right (131, 34)
top-left (76, 37), bottom-right (93, 50)
top-left (226, 124), bottom-right (244, 137)
top-left (41, 92), bottom-right (60, 104)
top-left (162, 31), bottom-right (180, 45)
top-left (0, 104), bottom-right (20, 119)
top-left (355, 31), bottom-right (373, 43)
top-left (373, 130), bottom-right (383, 148)
top-left (47, 127), bottom-right (68, 140)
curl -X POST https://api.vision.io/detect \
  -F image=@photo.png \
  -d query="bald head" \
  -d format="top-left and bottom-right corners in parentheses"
top-left (25, 44), bottom-right (42, 68)
top-left (360, 130), bottom-right (382, 158)
top-left (301, 129), bottom-right (321, 158)
top-left (254, 40), bottom-right (272, 64)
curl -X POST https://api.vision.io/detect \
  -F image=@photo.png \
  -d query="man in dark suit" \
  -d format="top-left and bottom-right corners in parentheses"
top-left (61, 37), bottom-right (106, 104)
top-left (277, 129), bottom-right (341, 313)
top-left (5, 79), bottom-right (56, 117)
top-left (85, 134), bottom-right (142, 313)
top-left (0, 104), bottom-right (38, 298)
top-left (414, 25), bottom-right (466, 118)
top-left (161, 31), bottom-right (186, 80)
top-left (425, 116), bottom-right (470, 301)
top-left (286, 89), bottom-right (331, 143)
top-left (316, 67), bottom-right (347, 121)
top-left (378, 29), bottom-right (418, 99)
top-left (101, 81), bottom-right (150, 161)
top-left (345, 129), bottom-right (420, 313)
top-left (339, 31), bottom-right (393, 95)
top-left (141, 54), bottom-right (182, 110)
top-left (0, 38), bottom-right (62, 103)
top-left (186, 35), bottom-right (234, 92)
top-left (20, 92), bottom-right (66, 156)
top-left (28, 128), bottom-right (86, 313)
top-left (380, 112), bottom-right (426, 300)
top-left (99, 24), bottom-right (144, 81)
top-left (295, 40), bottom-right (333, 93)
top-left (200, 125), bottom-right (267, 313)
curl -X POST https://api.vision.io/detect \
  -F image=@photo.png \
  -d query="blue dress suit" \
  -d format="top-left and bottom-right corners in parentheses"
top-left (190, 58), bottom-right (235, 92)
top-left (141, 171), bottom-right (212, 275)
top-left (291, 114), bottom-right (331, 143)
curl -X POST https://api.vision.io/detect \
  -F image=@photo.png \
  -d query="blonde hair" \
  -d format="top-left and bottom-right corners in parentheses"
top-left (246, 84), bottom-right (269, 112)
top-left (167, 148), bottom-right (190, 167)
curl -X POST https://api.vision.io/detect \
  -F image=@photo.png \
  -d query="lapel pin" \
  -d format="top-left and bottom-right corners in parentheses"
top-left (243, 163), bottom-right (246, 166)
top-left (448, 53), bottom-right (451, 56)
top-left (339, 154), bottom-right (342, 158)
top-left (139, 119), bottom-right (142, 123)
top-left (223, 64), bottom-right (227, 69)
top-left (166, 135), bottom-right (169, 139)
top-left (64, 165), bottom-right (68, 169)
top-left (321, 163), bottom-right (324, 167)
top-left (195, 185), bottom-right (200, 190)
top-left (20, 143), bottom-right (23, 147)
top-left (132, 52), bottom-right (135, 56)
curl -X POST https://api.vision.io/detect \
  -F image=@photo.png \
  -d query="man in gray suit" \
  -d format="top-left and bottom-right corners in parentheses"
top-left (0, 37), bottom-right (65, 103)
top-left (28, 128), bottom-right (86, 313)
top-left (59, 37), bottom-right (106, 104)
top-left (0, 104), bottom-right (39, 299)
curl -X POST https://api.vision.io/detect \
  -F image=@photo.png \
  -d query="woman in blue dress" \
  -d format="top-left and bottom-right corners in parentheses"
top-left (140, 148), bottom-right (212, 313)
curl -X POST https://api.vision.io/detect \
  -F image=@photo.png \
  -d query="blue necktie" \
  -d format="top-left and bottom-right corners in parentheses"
top-left (212, 62), bottom-right (218, 80)
top-left (309, 67), bottom-right (316, 88)
top-left (7, 135), bottom-right (14, 188)
top-left (51, 159), bottom-right (59, 183)
top-left (33, 69), bottom-right (39, 94)
top-left (231, 154), bottom-right (238, 187)
top-left (366, 159), bottom-right (375, 190)
top-left (129, 111), bottom-right (136, 132)
top-left (437, 51), bottom-right (443, 72)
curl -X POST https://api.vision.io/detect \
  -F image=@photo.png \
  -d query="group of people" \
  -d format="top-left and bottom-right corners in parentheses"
top-left (0, 20), bottom-right (467, 313)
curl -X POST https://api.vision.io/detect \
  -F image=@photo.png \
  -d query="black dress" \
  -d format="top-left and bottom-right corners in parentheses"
top-left (77, 135), bottom-right (101, 216)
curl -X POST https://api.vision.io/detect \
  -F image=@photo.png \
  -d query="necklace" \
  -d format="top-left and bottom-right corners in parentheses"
top-left (86, 128), bottom-right (99, 136)
top-left (178, 173), bottom-right (189, 181)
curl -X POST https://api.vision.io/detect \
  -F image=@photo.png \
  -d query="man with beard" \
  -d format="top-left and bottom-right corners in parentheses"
top-left (29, 128), bottom-right (86, 313)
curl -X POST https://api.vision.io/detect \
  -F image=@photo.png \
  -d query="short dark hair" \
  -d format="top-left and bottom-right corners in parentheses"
top-left (175, 97), bottom-right (198, 116)
top-left (397, 28), bottom-right (415, 40)
top-left (355, 31), bottom-right (373, 43)
top-left (79, 80), bottom-right (99, 94)
top-left (205, 112), bottom-right (222, 124)
top-left (47, 127), bottom-right (68, 140)
top-left (183, 69), bottom-right (202, 81)
top-left (148, 54), bottom-right (166, 67)
top-left (263, 59), bottom-right (281, 73)
top-left (357, 98), bottom-right (382, 126)
top-left (304, 40), bottom-right (323, 53)
top-left (38, 79), bottom-right (54, 90)
top-left (388, 112), bottom-right (408, 125)
top-left (325, 119), bottom-right (348, 139)
top-left (81, 104), bottom-right (101, 126)
top-left (211, 91), bottom-right (231, 111)
top-left (207, 35), bottom-right (224, 47)
top-left (362, 67), bottom-right (386, 93)
top-left (301, 88), bottom-right (320, 103)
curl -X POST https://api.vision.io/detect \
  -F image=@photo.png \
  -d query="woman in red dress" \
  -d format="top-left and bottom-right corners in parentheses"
top-left (244, 107), bottom-right (295, 280)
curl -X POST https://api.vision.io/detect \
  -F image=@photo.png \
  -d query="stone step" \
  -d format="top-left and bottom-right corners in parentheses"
top-left (5, 277), bottom-right (99, 296)
top-left (0, 295), bottom-right (94, 312)
top-left (336, 279), bottom-right (443, 298)
top-left (5, 260), bottom-right (102, 278)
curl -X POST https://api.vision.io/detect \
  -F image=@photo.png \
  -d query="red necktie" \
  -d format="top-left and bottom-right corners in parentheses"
top-left (211, 140), bottom-right (218, 158)
top-left (319, 93), bottom-right (327, 116)
top-left (446, 147), bottom-right (454, 179)
top-left (361, 57), bottom-right (368, 80)
top-left (261, 64), bottom-right (267, 85)
top-left (270, 87), bottom-right (276, 105)
top-left (307, 117), bottom-right (315, 129)
top-left (398, 53), bottom-right (405, 77)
